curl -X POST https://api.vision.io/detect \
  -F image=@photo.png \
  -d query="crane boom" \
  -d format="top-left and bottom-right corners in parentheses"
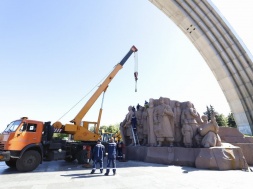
top-left (71, 45), bottom-right (138, 126)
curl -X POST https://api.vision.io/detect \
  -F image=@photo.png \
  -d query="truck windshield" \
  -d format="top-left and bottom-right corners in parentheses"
top-left (3, 120), bottom-right (22, 133)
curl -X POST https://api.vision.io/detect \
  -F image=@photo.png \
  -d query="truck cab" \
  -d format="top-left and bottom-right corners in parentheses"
top-left (0, 117), bottom-right (50, 172)
top-left (0, 117), bottom-right (93, 172)
top-left (1, 118), bottom-right (43, 151)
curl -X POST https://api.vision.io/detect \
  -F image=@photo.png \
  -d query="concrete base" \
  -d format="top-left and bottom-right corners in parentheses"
top-left (218, 127), bottom-right (253, 166)
top-left (126, 145), bottom-right (249, 170)
top-left (232, 143), bottom-right (253, 165)
top-left (195, 146), bottom-right (248, 170)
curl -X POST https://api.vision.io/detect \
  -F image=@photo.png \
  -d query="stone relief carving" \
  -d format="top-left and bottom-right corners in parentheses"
top-left (173, 101), bottom-right (182, 146)
top-left (198, 113), bottom-right (222, 147)
top-left (120, 97), bottom-right (222, 148)
top-left (141, 106), bottom-right (149, 145)
top-left (121, 106), bottom-right (134, 146)
top-left (135, 104), bottom-right (144, 144)
top-left (153, 97), bottom-right (174, 147)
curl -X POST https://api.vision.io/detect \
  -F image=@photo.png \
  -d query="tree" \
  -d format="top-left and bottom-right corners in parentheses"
top-left (227, 112), bottom-right (237, 128)
top-left (99, 123), bottom-right (120, 134)
top-left (100, 125), bottom-right (108, 133)
top-left (107, 125), bottom-right (118, 133)
top-left (215, 114), bottom-right (227, 126)
top-left (203, 105), bottom-right (228, 126)
top-left (203, 105), bottom-right (215, 121)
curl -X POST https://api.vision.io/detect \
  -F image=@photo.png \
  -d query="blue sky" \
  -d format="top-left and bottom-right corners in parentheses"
top-left (0, 0), bottom-right (252, 130)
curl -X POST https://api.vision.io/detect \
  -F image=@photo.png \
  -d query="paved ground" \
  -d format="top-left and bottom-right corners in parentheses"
top-left (0, 159), bottom-right (252, 189)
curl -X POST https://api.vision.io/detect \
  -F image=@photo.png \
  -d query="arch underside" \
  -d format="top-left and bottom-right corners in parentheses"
top-left (150, 0), bottom-right (253, 135)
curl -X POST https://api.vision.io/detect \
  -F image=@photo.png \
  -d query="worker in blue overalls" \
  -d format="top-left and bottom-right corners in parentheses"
top-left (104, 137), bottom-right (117, 176)
top-left (90, 139), bottom-right (105, 174)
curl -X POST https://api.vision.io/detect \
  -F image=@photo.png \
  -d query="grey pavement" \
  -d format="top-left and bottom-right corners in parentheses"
top-left (0, 160), bottom-right (252, 189)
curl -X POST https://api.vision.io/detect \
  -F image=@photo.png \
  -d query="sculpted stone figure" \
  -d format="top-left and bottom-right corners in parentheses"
top-left (153, 97), bottom-right (174, 147)
top-left (122, 106), bottom-right (134, 146)
top-left (122, 98), bottom-right (222, 149)
top-left (173, 101), bottom-right (182, 146)
top-left (181, 123), bottom-right (193, 147)
top-left (147, 98), bottom-right (156, 146)
top-left (201, 115), bottom-right (208, 124)
top-left (181, 101), bottom-right (201, 147)
top-left (141, 106), bottom-right (149, 145)
top-left (119, 119), bottom-right (127, 145)
top-left (199, 113), bottom-right (222, 147)
top-left (193, 115), bottom-right (207, 147)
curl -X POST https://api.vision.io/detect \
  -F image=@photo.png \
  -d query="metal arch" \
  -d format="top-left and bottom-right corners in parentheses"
top-left (149, 0), bottom-right (253, 135)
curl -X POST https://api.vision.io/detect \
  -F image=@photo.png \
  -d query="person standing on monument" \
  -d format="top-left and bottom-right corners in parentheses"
top-left (130, 106), bottom-right (137, 145)
top-left (135, 104), bottom-right (144, 145)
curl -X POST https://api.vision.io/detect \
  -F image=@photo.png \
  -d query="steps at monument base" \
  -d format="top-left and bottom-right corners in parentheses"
top-left (219, 127), bottom-right (253, 143)
top-left (221, 136), bottom-right (252, 143)
top-left (126, 145), bottom-right (250, 170)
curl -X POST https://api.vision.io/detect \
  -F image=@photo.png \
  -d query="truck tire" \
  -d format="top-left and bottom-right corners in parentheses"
top-left (5, 158), bottom-right (17, 168)
top-left (16, 150), bottom-right (41, 172)
top-left (76, 150), bottom-right (88, 164)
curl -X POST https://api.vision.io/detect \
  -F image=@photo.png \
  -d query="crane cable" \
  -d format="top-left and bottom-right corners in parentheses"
top-left (57, 50), bottom-right (138, 121)
top-left (134, 51), bottom-right (138, 92)
top-left (56, 68), bottom-right (113, 122)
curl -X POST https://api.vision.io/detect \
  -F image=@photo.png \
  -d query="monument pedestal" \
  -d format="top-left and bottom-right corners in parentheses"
top-left (195, 145), bottom-right (248, 170)
top-left (126, 145), bottom-right (249, 170)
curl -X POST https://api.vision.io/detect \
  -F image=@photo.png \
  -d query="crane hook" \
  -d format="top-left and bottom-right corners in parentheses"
top-left (134, 72), bottom-right (138, 92)
top-left (134, 51), bottom-right (138, 92)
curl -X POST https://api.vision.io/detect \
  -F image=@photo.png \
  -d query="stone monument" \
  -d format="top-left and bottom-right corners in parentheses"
top-left (120, 96), bottom-right (251, 171)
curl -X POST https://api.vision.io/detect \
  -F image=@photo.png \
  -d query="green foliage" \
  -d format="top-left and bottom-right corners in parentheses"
top-left (203, 105), bottom-right (237, 128)
top-left (53, 133), bottom-right (69, 139)
top-left (227, 112), bottom-right (237, 128)
top-left (203, 105), bottom-right (215, 121)
top-left (100, 123), bottom-right (120, 134)
top-left (215, 114), bottom-right (227, 126)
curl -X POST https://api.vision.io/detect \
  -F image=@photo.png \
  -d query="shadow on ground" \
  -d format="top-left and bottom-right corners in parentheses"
top-left (0, 159), bottom-right (170, 175)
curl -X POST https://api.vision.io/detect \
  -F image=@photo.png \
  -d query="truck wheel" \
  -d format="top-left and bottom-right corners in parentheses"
top-left (76, 150), bottom-right (88, 164)
top-left (16, 150), bottom-right (41, 172)
top-left (5, 158), bottom-right (17, 168)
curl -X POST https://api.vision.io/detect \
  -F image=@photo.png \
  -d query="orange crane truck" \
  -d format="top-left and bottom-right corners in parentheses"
top-left (0, 46), bottom-right (138, 172)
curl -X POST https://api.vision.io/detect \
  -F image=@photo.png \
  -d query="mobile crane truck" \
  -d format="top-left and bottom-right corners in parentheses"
top-left (0, 46), bottom-right (138, 172)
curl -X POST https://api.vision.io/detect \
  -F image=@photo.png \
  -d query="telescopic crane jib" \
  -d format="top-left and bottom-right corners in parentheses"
top-left (53, 45), bottom-right (138, 141)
